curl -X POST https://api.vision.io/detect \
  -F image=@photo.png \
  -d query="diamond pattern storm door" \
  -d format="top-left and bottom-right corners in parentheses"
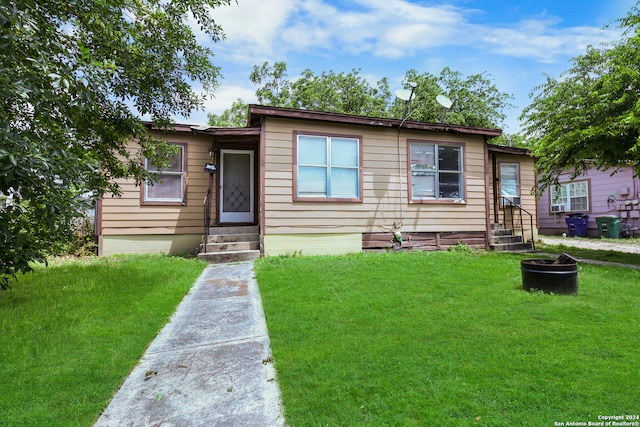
top-left (220, 149), bottom-right (254, 223)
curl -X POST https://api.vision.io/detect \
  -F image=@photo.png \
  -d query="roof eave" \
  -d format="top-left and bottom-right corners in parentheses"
top-left (247, 104), bottom-right (502, 138)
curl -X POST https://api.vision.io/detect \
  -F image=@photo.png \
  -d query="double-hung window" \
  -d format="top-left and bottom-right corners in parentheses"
top-left (143, 143), bottom-right (187, 205)
top-left (550, 181), bottom-right (589, 212)
top-left (500, 163), bottom-right (521, 205)
top-left (409, 141), bottom-right (464, 201)
top-left (295, 133), bottom-right (362, 201)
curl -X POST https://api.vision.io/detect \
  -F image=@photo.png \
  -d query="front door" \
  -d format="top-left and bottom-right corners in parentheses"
top-left (220, 149), bottom-right (254, 223)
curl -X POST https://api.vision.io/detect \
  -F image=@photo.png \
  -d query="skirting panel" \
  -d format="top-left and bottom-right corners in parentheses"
top-left (362, 231), bottom-right (487, 251)
top-left (263, 233), bottom-right (362, 257)
top-left (99, 234), bottom-right (202, 256)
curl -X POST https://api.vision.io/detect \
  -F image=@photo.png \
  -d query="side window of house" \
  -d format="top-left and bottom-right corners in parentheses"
top-left (409, 141), bottom-right (464, 201)
top-left (143, 143), bottom-right (187, 205)
top-left (500, 163), bottom-right (520, 204)
top-left (550, 181), bottom-right (589, 212)
top-left (295, 133), bottom-right (361, 201)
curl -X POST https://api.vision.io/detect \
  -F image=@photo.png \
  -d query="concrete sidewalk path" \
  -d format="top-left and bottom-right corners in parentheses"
top-left (94, 262), bottom-right (285, 427)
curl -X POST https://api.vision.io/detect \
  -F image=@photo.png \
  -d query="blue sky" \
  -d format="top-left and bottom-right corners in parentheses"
top-left (178, 0), bottom-right (636, 133)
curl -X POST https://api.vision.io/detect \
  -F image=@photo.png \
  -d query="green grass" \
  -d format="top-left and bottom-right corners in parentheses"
top-left (0, 255), bottom-right (206, 426)
top-left (256, 251), bottom-right (640, 426)
top-left (538, 241), bottom-right (640, 267)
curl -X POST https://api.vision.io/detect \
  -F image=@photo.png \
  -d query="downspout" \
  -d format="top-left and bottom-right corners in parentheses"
top-left (483, 138), bottom-right (492, 249)
top-left (492, 153), bottom-right (498, 224)
top-left (258, 116), bottom-right (266, 254)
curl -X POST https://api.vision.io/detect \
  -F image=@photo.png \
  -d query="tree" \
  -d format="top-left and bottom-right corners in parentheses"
top-left (393, 67), bottom-right (514, 128)
top-left (208, 98), bottom-right (249, 127)
top-left (212, 61), bottom-right (513, 131)
top-left (250, 61), bottom-right (292, 106)
top-left (520, 4), bottom-right (640, 193)
top-left (0, 0), bottom-right (231, 288)
top-left (288, 68), bottom-right (391, 117)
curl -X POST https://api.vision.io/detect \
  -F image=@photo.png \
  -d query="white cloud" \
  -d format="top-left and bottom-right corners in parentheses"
top-left (210, 0), bottom-right (620, 64)
top-left (212, 0), bottom-right (296, 62)
top-left (170, 84), bottom-right (257, 125)
top-left (477, 19), bottom-right (620, 63)
top-left (203, 84), bottom-right (257, 114)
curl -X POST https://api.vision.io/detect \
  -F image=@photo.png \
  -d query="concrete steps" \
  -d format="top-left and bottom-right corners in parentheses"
top-left (197, 225), bottom-right (260, 264)
top-left (490, 224), bottom-right (534, 252)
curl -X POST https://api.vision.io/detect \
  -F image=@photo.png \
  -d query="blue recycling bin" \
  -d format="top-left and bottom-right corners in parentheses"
top-left (565, 213), bottom-right (589, 237)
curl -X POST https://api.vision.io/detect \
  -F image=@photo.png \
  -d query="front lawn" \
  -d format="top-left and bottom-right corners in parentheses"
top-left (256, 251), bottom-right (640, 426)
top-left (0, 255), bottom-right (206, 426)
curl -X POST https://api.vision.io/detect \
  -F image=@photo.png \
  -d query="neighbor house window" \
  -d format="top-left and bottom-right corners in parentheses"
top-left (409, 141), bottom-right (464, 201)
top-left (143, 143), bottom-right (187, 204)
top-left (550, 180), bottom-right (589, 212)
top-left (294, 133), bottom-right (362, 201)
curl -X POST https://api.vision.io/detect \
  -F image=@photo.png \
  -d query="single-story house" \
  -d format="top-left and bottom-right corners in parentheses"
top-left (96, 105), bottom-right (538, 261)
top-left (538, 166), bottom-right (640, 237)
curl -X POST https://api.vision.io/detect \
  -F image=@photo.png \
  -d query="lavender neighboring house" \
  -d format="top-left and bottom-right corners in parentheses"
top-left (538, 166), bottom-right (640, 237)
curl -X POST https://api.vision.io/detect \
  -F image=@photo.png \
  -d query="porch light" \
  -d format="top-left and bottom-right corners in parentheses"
top-left (203, 163), bottom-right (217, 173)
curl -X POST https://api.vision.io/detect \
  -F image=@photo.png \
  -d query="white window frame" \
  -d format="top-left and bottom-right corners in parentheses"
top-left (143, 143), bottom-right (187, 205)
top-left (294, 132), bottom-right (362, 202)
top-left (550, 180), bottom-right (590, 213)
top-left (408, 141), bottom-right (465, 202)
top-left (500, 162), bottom-right (521, 206)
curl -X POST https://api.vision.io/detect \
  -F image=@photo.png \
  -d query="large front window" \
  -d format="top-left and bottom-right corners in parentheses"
top-left (295, 133), bottom-right (361, 201)
top-left (409, 141), bottom-right (464, 201)
top-left (143, 143), bottom-right (186, 204)
top-left (551, 181), bottom-right (589, 212)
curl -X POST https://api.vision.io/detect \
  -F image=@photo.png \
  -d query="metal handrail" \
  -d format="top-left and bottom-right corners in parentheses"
top-left (501, 197), bottom-right (536, 250)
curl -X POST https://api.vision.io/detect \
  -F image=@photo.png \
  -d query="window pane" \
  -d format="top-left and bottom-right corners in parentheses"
top-left (147, 148), bottom-right (183, 172)
top-left (298, 166), bottom-right (327, 196)
top-left (298, 136), bottom-right (327, 165)
top-left (500, 163), bottom-right (519, 197)
top-left (411, 174), bottom-right (436, 199)
top-left (439, 145), bottom-right (461, 171)
top-left (551, 185), bottom-right (567, 205)
top-left (147, 174), bottom-right (182, 200)
top-left (331, 138), bottom-right (358, 167)
top-left (571, 196), bottom-right (588, 211)
top-left (410, 143), bottom-right (436, 170)
top-left (439, 172), bottom-right (462, 198)
top-left (572, 181), bottom-right (588, 197)
top-left (330, 168), bottom-right (358, 198)
top-left (167, 151), bottom-right (183, 172)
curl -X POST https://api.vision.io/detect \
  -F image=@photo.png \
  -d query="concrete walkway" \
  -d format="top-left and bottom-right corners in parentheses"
top-left (94, 262), bottom-right (285, 427)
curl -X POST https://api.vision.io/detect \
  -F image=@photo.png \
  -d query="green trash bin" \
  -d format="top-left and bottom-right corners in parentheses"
top-left (595, 215), bottom-right (621, 238)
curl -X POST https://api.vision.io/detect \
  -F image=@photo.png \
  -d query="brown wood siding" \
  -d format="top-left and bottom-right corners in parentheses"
top-left (99, 131), bottom-right (213, 236)
top-left (262, 118), bottom-right (489, 235)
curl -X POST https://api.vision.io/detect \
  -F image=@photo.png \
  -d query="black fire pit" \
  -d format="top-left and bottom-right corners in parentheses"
top-left (521, 253), bottom-right (578, 295)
